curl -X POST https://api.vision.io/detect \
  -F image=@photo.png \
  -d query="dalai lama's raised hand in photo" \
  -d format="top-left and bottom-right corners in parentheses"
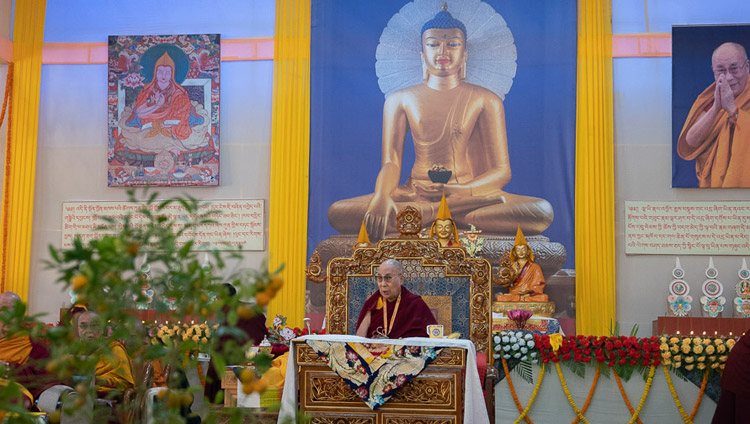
top-left (355, 259), bottom-right (437, 339)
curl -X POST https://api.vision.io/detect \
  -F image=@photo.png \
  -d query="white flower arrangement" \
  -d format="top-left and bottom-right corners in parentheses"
top-left (492, 331), bottom-right (538, 363)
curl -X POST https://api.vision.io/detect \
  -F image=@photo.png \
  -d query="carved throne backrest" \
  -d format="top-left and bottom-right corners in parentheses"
top-left (326, 238), bottom-right (492, 353)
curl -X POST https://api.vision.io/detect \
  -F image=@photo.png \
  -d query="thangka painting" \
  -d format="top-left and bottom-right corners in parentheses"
top-left (108, 34), bottom-right (220, 187)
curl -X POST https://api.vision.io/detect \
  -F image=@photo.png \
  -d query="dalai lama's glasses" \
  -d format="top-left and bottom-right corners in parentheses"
top-left (713, 61), bottom-right (748, 77)
top-left (375, 274), bottom-right (401, 283)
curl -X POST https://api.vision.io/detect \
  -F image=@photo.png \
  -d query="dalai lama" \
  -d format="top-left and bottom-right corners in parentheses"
top-left (355, 259), bottom-right (437, 338)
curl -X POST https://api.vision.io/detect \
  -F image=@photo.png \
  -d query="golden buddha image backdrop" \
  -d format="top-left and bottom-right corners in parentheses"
top-left (673, 25), bottom-right (750, 188)
top-left (308, 0), bottom-right (577, 320)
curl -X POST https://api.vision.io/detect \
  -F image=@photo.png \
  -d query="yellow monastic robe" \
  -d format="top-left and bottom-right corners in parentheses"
top-left (96, 342), bottom-right (135, 392)
top-left (0, 336), bottom-right (33, 365)
top-left (677, 80), bottom-right (750, 187)
top-left (258, 352), bottom-right (289, 388)
top-left (498, 261), bottom-right (547, 302)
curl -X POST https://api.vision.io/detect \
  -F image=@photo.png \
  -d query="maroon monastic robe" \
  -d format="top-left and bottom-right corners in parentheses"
top-left (356, 287), bottom-right (437, 339)
top-left (712, 329), bottom-right (750, 423)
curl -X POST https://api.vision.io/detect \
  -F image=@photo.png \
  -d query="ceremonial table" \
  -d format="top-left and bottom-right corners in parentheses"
top-left (278, 334), bottom-right (490, 424)
top-left (652, 316), bottom-right (750, 337)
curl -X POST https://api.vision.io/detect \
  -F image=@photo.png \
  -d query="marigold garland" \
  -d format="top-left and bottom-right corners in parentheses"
top-left (613, 367), bottom-right (644, 424)
top-left (555, 362), bottom-right (590, 424)
top-left (0, 62), bottom-right (12, 128)
top-left (628, 365), bottom-right (655, 424)
top-left (1, 62), bottom-right (13, 293)
top-left (571, 364), bottom-right (601, 424)
top-left (502, 357), bottom-right (546, 424)
top-left (663, 366), bottom-right (708, 423)
top-left (613, 365), bottom-right (655, 424)
top-left (501, 357), bottom-right (534, 424)
top-left (690, 371), bottom-right (708, 421)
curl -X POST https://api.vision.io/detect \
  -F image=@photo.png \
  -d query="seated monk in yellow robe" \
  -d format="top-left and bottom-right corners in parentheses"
top-left (356, 260), bottom-right (437, 339)
top-left (677, 42), bottom-right (750, 187)
top-left (77, 311), bottom-right (135, 395)
top-left (0, 292), bottom-right (56, 400)
top-left (497, 227), bottom-right (547, 302)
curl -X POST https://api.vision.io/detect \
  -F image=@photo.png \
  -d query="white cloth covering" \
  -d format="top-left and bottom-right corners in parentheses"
top-left (278, 334), bottom-right (489, 424)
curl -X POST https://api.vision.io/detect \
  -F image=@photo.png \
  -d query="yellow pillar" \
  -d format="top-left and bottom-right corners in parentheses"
top-left (575, 0), bottom-right (615, 335)
top-left (267, 0), bottom-right (311, 327)
top-left (0, 0), bottom-right (47, 300)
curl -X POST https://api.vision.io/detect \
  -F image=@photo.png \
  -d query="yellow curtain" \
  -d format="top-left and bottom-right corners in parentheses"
top-left (0, 0), bottom-right (46, 300)
top-left (267, 0), bottom-right (311, 327)
top-left (575, 0), bottom-right (615, 336)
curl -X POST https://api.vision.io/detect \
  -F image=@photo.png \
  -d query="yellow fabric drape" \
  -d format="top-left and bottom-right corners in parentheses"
top-left (0, 0), bottom-right (46, 300)
top-left (575, 0), bottom-right (615, 335)
top-left (267, 0), bottom-right (311, 327)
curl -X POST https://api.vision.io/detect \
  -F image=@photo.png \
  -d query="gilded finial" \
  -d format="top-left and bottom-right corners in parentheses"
top-left (441, 2), bottom-right (448, 11)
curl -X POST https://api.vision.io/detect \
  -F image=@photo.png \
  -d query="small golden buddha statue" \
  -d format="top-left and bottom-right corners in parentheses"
top-left (429, 194), bottom-right (461, 247)
top-left (496, 226), bottom-right (547, 302)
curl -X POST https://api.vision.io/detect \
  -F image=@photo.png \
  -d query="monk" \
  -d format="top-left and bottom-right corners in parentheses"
top-left (132, 52), bottom-right (193, 140)
top-left (429, 194), bottom-right (461, 247)
top-left (0, 292), bottom-right (55, 399)
top-left (329, 5), bottom-right (553, 239)
top-left (497, 227), bottom-right (547, 302)
top-left (712, 329), bottom-right (750, 423)
top-left (119, 51), bottom-right (211, 155)
top-left (677, 42), bottom-right (750, 187)
top-left (77, 311), bottom-right (135, 395)
top-left (356, 260), bottom-right (437, 338)
top-left (205, 283), bottom-right (270, 403)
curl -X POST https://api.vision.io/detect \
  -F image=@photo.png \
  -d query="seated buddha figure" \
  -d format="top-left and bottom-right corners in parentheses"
top-left (328, 5), bottom-right (554, 240)
top-left (496, 226), bottom-right (547, 302)
top-left (429, 194), bottom-right (461, 247)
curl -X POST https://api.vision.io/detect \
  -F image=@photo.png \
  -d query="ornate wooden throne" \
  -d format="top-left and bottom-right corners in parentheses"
top-left (303, 206), bottom-right (495, 423)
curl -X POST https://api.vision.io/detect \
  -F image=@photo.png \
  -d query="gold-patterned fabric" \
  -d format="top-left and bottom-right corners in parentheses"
top-left (306, 339), bottom-right (442, 410)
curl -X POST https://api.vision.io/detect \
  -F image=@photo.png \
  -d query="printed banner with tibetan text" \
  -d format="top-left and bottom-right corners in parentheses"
top-left (625, 201), bottom-right (750, 255)
top-left (62, 200), bottom-right (264, 250)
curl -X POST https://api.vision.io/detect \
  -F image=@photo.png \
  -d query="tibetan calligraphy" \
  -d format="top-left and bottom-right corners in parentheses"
top-left (62, 200), bottom-right (263, 251)
top-left (625, 201), bottom-right (750, 255)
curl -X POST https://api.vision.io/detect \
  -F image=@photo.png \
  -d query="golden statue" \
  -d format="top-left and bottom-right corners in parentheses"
top-left (429, 194), bottom-right (461, 247)
top-left (496, 226), bottom-right (547, 302)
top-left (327, 4), bottom-right (554, 240)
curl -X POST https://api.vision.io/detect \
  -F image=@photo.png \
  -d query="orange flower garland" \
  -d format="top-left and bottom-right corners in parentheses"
top-left (555, 362), bottom-right (590, 424)
top-left (0, 63), bottom-right (12, 128)
top-left (501, 356), bottom-right (535, 424)
top-left (690, 371), bottom-right (709, 421)
top-left (613, 365), bottom-right (656, 424)
top-left (571, 364), bottom-right (601, 424)
top-left (613, 367), bottom-right (644, 424)
top-left (663, 366), bottom-right (709, 423)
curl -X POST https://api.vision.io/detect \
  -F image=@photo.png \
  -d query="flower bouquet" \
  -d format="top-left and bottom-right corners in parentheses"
top-left (267, 314), bottom-right (326, 344)
top-left (507, 309), bottom-right (533, 331)
top-left (151, 322), bottom-right (215, 353)
top-left (267, 314), bottom-right (297, 346)
top-left (658, 335), bottom-right (735, 372)
top-left (493, 331), bottom-right (538, 363)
